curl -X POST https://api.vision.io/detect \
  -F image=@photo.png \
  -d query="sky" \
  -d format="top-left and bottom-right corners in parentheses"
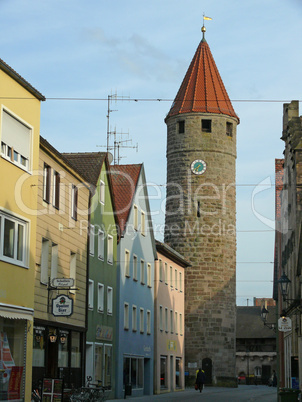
top-left (1, 0), bottom-right (302, 306)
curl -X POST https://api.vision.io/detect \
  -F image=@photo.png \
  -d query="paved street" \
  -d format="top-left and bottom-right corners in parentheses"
top-left (108, 385), bottom-right (278, 402)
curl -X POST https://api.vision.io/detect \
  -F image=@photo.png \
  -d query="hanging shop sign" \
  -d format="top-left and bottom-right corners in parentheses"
top-left (52, 278), bottom-right (74, 288)
top-left (52, 295), bottom-right (73, 317)
top-left (278, 316), bottom-right (292, 332)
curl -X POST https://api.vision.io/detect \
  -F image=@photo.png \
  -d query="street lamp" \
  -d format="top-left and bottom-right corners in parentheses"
top-left (260, 307), bottom-right (276, 331)
top-left (277, 272), bottom-right (291, 301)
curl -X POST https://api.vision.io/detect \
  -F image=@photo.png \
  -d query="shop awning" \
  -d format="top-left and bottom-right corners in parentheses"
top-left (0, 303), bottom-right (34, 321)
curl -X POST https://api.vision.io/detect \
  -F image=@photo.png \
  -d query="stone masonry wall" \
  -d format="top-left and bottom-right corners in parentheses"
top-left (164, 112), bottom-right (238, 385)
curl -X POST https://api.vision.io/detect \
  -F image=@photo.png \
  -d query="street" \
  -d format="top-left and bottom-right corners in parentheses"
top-left (109, 385), bottom-right (278, 402)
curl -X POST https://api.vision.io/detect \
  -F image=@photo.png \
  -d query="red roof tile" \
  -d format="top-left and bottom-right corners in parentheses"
top-left (166, 40), bottom-right (239, 122)
top-left (110, 164), bottom-right (142, 234)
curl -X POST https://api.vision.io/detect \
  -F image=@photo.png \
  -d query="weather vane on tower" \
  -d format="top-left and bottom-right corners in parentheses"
top-left (202, 13), bottom-right (212, 41)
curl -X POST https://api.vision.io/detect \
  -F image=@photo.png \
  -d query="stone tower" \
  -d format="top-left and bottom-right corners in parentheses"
top-left (164, 27), bottom-right (239, 386)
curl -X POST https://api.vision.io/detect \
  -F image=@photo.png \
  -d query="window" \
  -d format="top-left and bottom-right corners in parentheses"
top-left (0, 211), bottom-right (28, 266)
top-left (179, 272), bottom-right (183, 292)
top-left (147, 263), bottom-right (151, 287)
top-left (99, 180), bottom-right (105, 204)
top-left (133, 254), bottom-right (138, 281)
top-left (98, 230), bottom-right (104, 260)
top-left (107, 235), bottom-right (113, 264)
top-left (159, 259), bottom-right (163, 282)
top-left (140, 260), bottom-right (145, 284)
top-left (125, 250), bottom-right (130, 277)
top-left (124, 303), bottom-right (129, 330)
top-left (71, 184), bottom-right (78, 220)
top-left (202, 119), bottom-right (211, 133)
top-left (97, 283), bottom-right (104, 312)
top-left (107, 287), bottom-right (113, 315)
top-left (43, 163), bottom-right (51, 203)
top-left (175, 312), bottom-right (178, 334)
top-left (141, 211), bottom-right (146, 236)
top-left (178, 120), bottom-right (185, 134)
top-left (69, 252), bottom-right (76, 294)
top-left (170, 266), bottom-right (173, 288)
top-left (175, 358), bottom-right (181, 388)
top-left (160, 356), bottom-right (167, 388)
top-left (140, 308), bottom-right (144, 333)
top-left (147, 310), bottom-right (151, 335)
top-left (123, 357), bottom-right (144, 390)
top-left (179, 313), bottom-right (183, 335)
top-left (175, 269), bottom-right (178, 290)
top-left (226, 122), bottom-right (233, 137)
top-left (133, 204), bottom-right (138, 230)
top-left (50, 243), bottom-right (58, 281)
top-left (164, 263), bottom-right (168, 285)
top-left (170, 310), bottom-right (173, 333)
top-left (88, 280), bottom-right (94, 309)
top-left (40, 238), bottom-right (49, 284)
top-left (53, 170), bottom-right (60, 209)
top-left (165, 308), bottom-right (168, 333)
top-left (89, 225), bottom-right (95, 256)
top-left (132, 305), bottom-right (137, 332)
top-left (1, 110), bottom-right (31, 170)
top-left (159, 306), bottom-right (163, 331)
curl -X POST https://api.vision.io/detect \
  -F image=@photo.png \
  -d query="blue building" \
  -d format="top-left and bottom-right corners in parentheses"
top-left (110, 164), bottom-right (157, 398)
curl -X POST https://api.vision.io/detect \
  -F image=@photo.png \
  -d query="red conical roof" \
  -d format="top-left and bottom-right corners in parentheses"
top-left (166, 39), bottom-right (239, 122)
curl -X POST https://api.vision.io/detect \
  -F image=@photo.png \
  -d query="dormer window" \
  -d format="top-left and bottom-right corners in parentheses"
top-left (178, 120), bottom-right (185, 134)
top-left (226, 122), bottom-right (233, 137)
top-left (202, 119), bottom-right (211, 133)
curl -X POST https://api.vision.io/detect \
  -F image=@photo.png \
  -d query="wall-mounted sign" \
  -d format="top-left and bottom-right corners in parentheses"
top-left (167, 340), bottom-right (177, 351)
top-left (52, 295), bottom-right (73, 317)
top-left (52, 278), bottom-right (74, 288)
top-left (278, 316), bottom-right (292, 332)
top-left (96, 325), bottom-right (113, 341)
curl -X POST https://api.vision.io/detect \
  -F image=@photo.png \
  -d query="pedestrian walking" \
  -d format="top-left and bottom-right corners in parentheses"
top-left (195, 368), bottom-right (206, 393)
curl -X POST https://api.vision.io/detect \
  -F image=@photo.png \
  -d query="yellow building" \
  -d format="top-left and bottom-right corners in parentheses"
top-left (32, 137), bottom-right (90, 392)
top-left (0, 58), bottom-right (45, 401)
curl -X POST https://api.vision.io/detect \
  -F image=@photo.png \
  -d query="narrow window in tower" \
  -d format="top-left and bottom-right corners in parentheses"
top-left (202, 119), bottom-right (212, 133)
top-left (178, 120), bottom-right (185, 134)
top-left (226, 122), bottom-right (233, 137)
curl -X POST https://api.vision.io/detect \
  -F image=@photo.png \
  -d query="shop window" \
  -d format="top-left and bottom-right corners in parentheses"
top-left (1, 110), bottom-right (31, 171)
top-left (58, 331), bottom-right (69, 367)
top-left (202, 119), bottom-right (212, 133)
top-left (0, 317), bottom-right (26, 400)
top-left (175, 358), bottom-right (181, 388)
top-left (40, 238), bottom-right (49, 284)
top-left (98, 230), bottom-right (104, 261)
top-left (104, 345), bottom-right (112, 387)
top-left (71, 184), bottom-right (78, 220)
top-left (123, 357), bottom-right (144, 390)
top-left (0, 211), bottom-right (28, 267)
top-left (99, 180), bottom-right (105, 205)
top-left (94, 344), bottom-right (103, 384)
top-left (133, 255), bottom-right (138, 281)
top-left (160, 356), bottom-right (167, 388)
top-left (43, 163), bottom-right (51, 203)
top-left (33, 326), bottom-right (46, 367)
top-left (71, 332), bottom-right (81, 368)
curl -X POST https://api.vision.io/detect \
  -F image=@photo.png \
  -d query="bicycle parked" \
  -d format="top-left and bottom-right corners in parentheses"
top-left (70, 376), bottom-right (110, 401)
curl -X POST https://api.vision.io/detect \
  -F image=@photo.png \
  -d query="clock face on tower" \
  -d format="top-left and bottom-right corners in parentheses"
top-left (191, 159), bottom-right (207, 175)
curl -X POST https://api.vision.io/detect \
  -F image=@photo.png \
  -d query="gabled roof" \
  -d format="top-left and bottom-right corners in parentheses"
top-left (62, 152), bottom-right (107, 186)
top-left (0, 58), bottom-right (45, 101)
top-left (110, 164), bottom-right (142, 234)
top-left (236, 306), bottom-right (276, 339)
top-left (165, 39), bottom-right (239, 122)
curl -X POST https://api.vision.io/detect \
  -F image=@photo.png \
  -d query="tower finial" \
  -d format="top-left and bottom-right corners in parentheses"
top-left (202, 14), bottom-right (212, 42)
